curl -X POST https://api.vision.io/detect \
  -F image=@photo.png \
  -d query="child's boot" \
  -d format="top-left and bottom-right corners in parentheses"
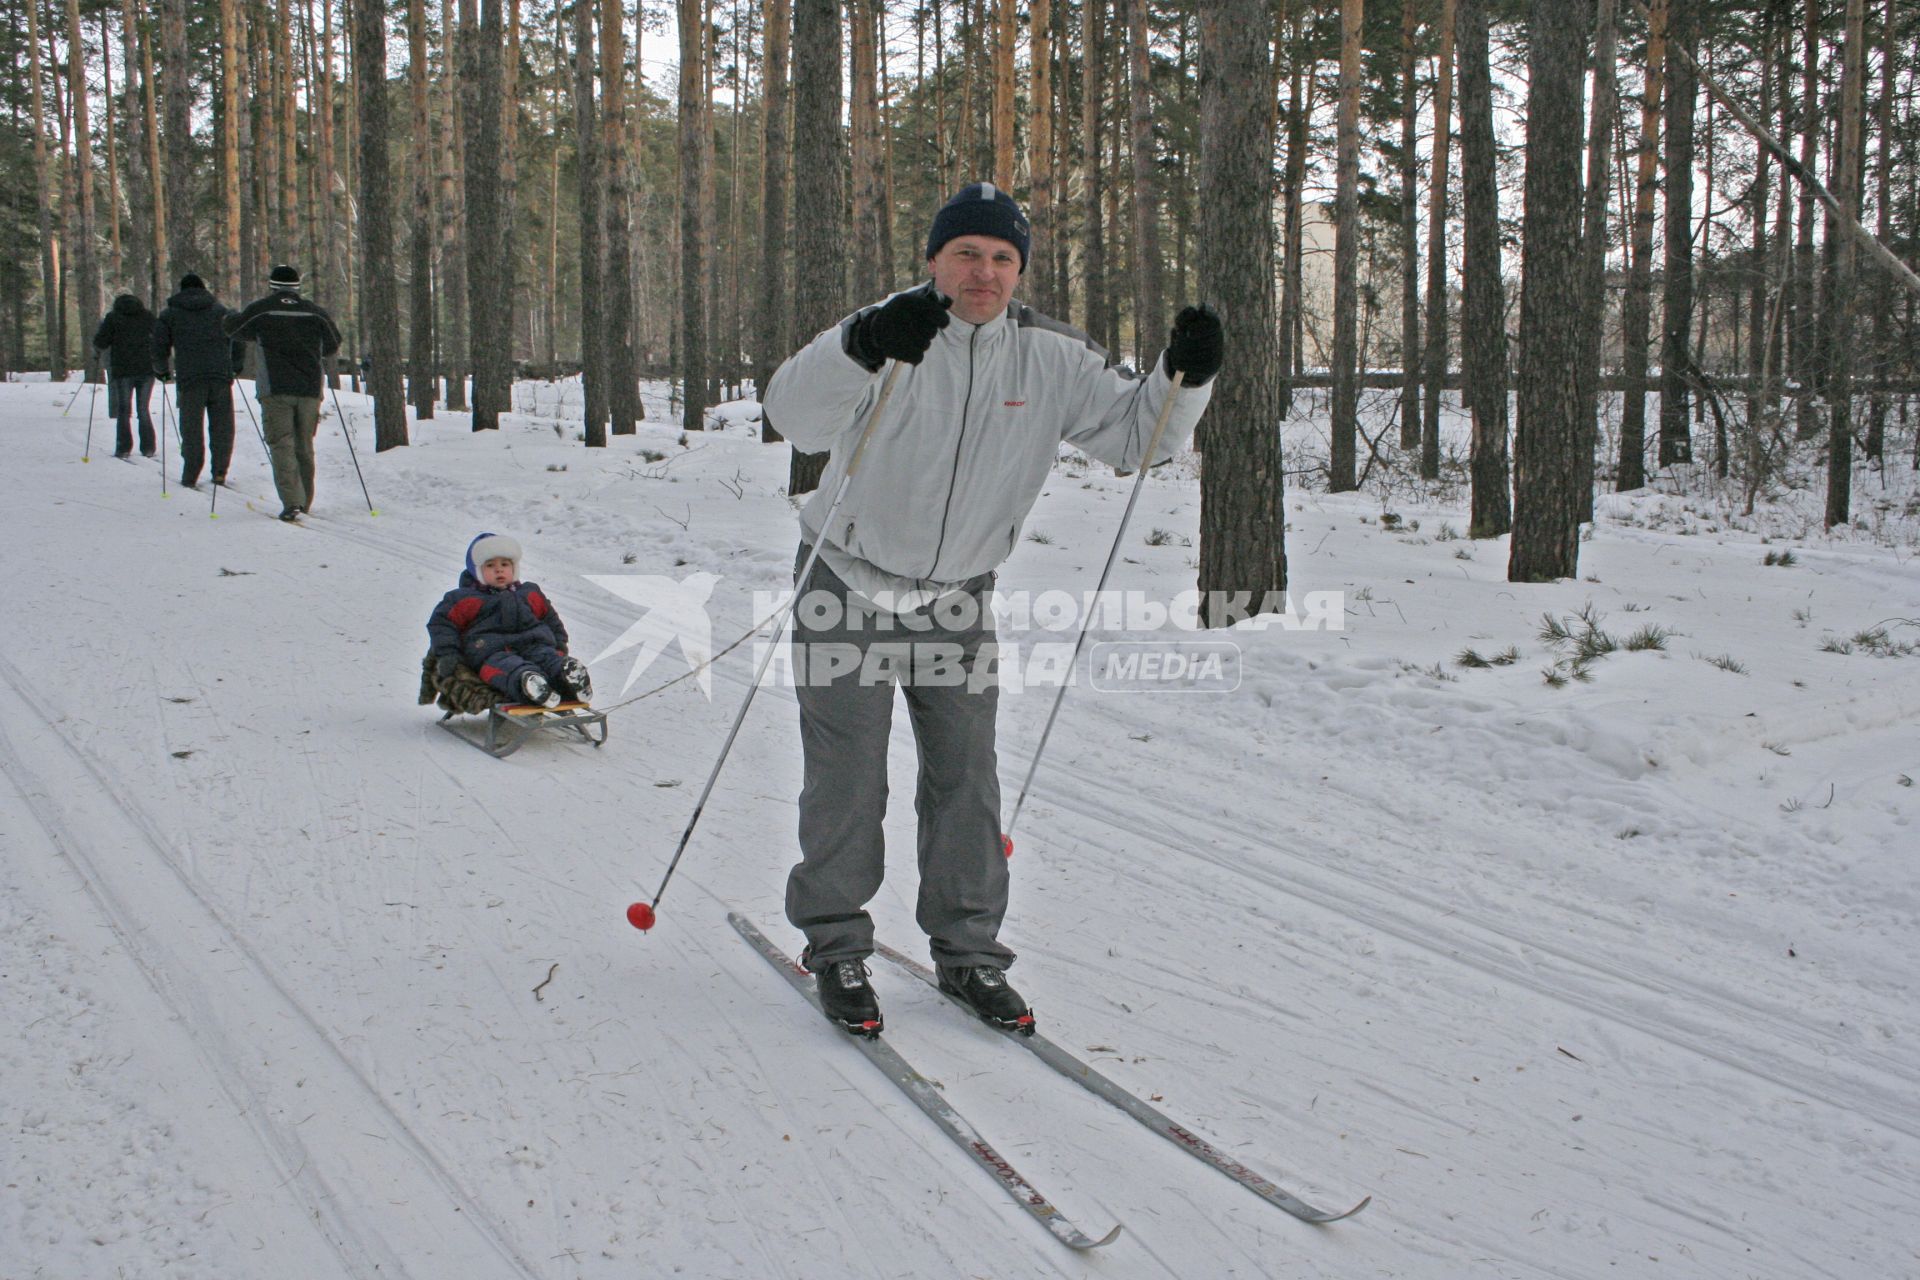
top-left (557, 657), bottom-right (592, 703)
top-left (517, 668), bottom-right (552, 705)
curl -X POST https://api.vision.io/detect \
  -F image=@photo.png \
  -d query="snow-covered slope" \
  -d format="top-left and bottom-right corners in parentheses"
top-left (3, 376), bottom-right (1915, 1279)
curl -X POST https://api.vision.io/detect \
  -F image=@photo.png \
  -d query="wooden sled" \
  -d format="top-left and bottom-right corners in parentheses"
top-left (438, 700), bottom-right (610, 759)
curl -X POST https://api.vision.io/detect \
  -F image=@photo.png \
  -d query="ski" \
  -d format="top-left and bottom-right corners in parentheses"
top-left (244, 500), bottom-right (314, 527)
top-left (874, 940), bottom-right (1370, 1225)
top-left (728, 913), bottom-right (1122, 1252)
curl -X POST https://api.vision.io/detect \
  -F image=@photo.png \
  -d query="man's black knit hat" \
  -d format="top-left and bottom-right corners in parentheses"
top-left (179, 272), bottom-right (205, 291)
top-left (268, 264), bottom-right (302, 290)
top-left (925, 182), bottom-right (1031, 273)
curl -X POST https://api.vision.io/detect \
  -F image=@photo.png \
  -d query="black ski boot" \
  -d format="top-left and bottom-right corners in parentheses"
top-left (556, 657), bottom-right (593, 703)
top-left (807, 954), bottom-right (883, 1037)
top-left (517, 668), bottom-right (553, 706)
top-left (937, 964), bottom-right (1035, 1035)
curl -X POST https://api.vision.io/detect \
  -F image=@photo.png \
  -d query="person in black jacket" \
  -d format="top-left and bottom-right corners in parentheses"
top-left (222, 264), bottom-right (343, 521)
top-left (153, 273), bottom-right (245, 488)
top-left (92, 294), bottom-right (157, 458)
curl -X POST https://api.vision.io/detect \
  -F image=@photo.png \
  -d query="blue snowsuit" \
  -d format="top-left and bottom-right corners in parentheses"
top-left (426, 537), bottom-right (572, 700)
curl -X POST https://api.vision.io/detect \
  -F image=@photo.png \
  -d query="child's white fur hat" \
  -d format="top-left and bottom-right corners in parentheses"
top-left (467, 532), bottom-right (522, 579)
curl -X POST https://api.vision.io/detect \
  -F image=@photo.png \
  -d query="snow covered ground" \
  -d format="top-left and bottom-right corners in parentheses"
top-left (3, 374), bottom-right (1916, 1280)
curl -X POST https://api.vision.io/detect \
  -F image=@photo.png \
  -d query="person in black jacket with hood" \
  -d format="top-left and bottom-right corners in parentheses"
top-left (153, 273), bottom-right (245, 488)
top-left (92, 294), bottom-right (158, 458)
top-left (223, 264), bottom-right (342, 520)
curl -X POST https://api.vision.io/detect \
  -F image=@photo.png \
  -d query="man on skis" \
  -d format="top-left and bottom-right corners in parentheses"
top-left (763, 182), bottom-right (1224, 1036)
top-left (223, 264), bottom-right (342, 521)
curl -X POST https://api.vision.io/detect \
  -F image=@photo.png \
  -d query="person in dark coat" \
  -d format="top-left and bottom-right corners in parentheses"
top-left (92, 294), bottom-right (157, 458)
top-left (426, 533), bottom-right (594, 706)
top-left (222, 264), bottom-right (342, 520)
top-left (153, 273), bottom-right (245, 488)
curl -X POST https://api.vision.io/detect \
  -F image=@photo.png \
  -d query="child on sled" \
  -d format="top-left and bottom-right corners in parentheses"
top-left (426, 533), bottom-right (593, 707)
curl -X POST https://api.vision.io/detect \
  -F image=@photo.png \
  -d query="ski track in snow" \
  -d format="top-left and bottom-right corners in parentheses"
top-left (0, 655), bottom-right (545, 1280)
top-left (6, 379), bottom-right (1919, 1279)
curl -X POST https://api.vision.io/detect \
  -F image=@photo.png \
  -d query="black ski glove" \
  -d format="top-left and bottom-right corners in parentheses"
top-left (1164, 304), bottom-right (1224, 387)
top-left (847, 286), bottom-right (952, 372)
top-left (434, 654), bottom-right (460, 681)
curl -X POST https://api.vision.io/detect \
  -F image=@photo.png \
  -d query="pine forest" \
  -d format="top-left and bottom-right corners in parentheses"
top-left (2, 0), bottom-right (1918, 578)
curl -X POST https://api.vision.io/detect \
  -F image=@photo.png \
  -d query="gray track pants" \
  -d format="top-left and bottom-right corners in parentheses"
top-left (785, 548), bottom-right (1014, 972)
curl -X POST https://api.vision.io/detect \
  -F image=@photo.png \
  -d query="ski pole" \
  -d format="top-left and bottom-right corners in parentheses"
top-left (326, 380), bottom-right (378, 515)
top-left (1002, 370), bottom-right (1187, 852)
top-left (628, 358), bottom-right (909, 933)
top-left (63, 378), bottom-right (86, 415)
top-left (207, 395), bottom-right (223, 519)
top-left (158, 383), bottom-right (171, 498)
top-left (82, 380), bottom-right (98, 461)
top-left (239, 386), bottom-right (271, 462)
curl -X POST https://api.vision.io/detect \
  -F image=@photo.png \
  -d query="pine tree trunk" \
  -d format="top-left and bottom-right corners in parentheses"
top-left (572, 0), bottom-right (606, 444)
top-left (277, 0), bottom-right (297, 265)
top-left (1824, 0), bottom-right (1866, 529)
top-left (967, 0), bottom-right (990, 178)
top-left (1080, 0), bottom-right (1107, 349)
top-left (218, 0), bottom-right (241, 293)
top-left (1656, 0), bottom-right (1696, 468)
top-left (462, 0), bottom-right (508, 429)
top-left (678, 0), bottom-right (710, 432)
top-left (1790, 0), bottom-right (1818, 438)
top-left (1028, 0), bottom-right (1053, 315)
top-left (407, 0), bottom-right (436, 416)
top-left (849, 0), bottom-right (883, 302)
top-left (1864, 0), bottom-right (1895, 463)
top-left (437, 0), bottom-right (467, 409)
top-left (251, 0), bottom-right (274, 271)
top-left (1278, 5), bottom-right (1307, 393)
top-left (992, 0), bottom-right (1014, 187)
top-left (119, 0), bottom-right (154, 302)
top-left (353, 0), bottom-right (407, 448)
top-left (1397, 0), bottom-right (1420, 450)
top-left (500, 0), bottom-right (521, 395)
top-left (1575, 0), bottom-right (1618, 519)
top-left (141, 10), bottom-right (170, 295)
top-left (874, 5), bottom-right (895, 287)
top-left (1328, 0), bottom-right (1364, 493)
top-left (64, 0), bottom-right (99, 366)
top-left (235, 2), bottom-right (258, 294)
top-left (1617, 0), bottom-right (1663, 490)
top-left (29, 0), bottom-right (64, 379)
top-left (1126, 0), bottom-right (1163, 365)
top-left (1744, 4), bottom-right (1777, 462)
top-left (1457, 0), bottom-right (1508, 536)
top-left (1196, 0), bottom-right (1284, 626)
top-left (1419, 0), bottom-right (1455, 480)
top-left (755, 0), bottom-right (791, 437)
top-left (1508, 0), bottom-right (1586, 582)
top-left (100, 10), bottom-right (124, 292)
top-left (726, 1), bottom-right (747, 396)
top-left (314, 0), bottom-right (336, 321)
top-left (787, 0), bottom-right (843, 496)
top-left (54, 34), bottom-right (74, 369)
top-left (160, 0), bottom-right (191, 273)
top-left (604, 0), bottom-right (637, 432)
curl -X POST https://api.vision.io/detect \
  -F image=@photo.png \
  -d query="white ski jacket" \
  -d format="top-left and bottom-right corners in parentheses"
top-left (766, 288), bottom-right (1212, 608)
